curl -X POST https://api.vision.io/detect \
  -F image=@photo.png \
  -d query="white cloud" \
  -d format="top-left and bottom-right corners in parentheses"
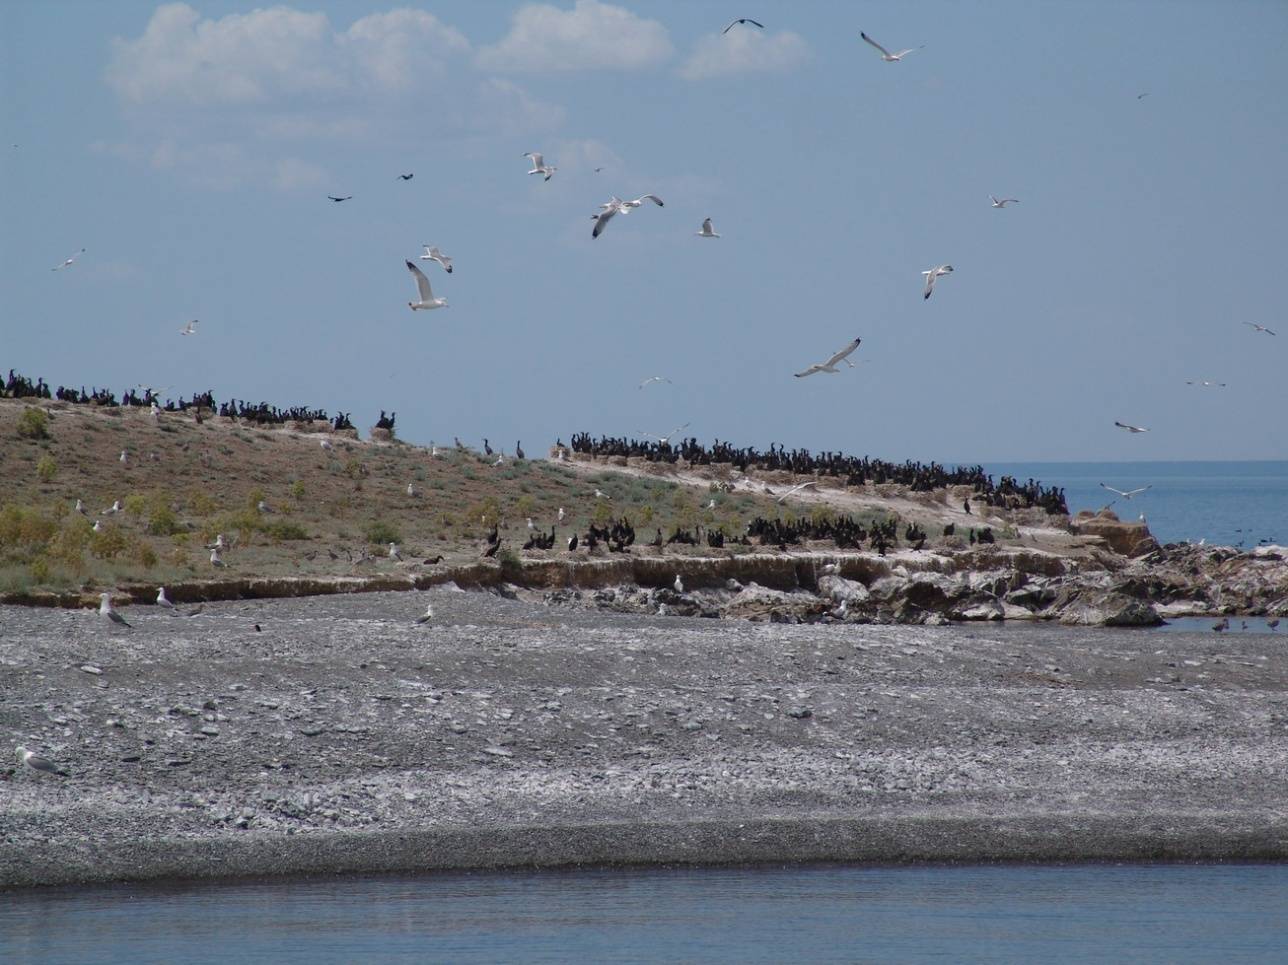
top-left (106, 3), bottom-right (469, 105)
top-left (473, 78), bottom-right (567, 134)
top-left (678, 29), bottom-right (810, 81)
top-left (476, 0), bottom-right (672, 72)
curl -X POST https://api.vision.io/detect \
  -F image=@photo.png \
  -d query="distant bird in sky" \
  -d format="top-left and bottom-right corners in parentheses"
top-left (415, 603), bottom-right (434, 625)
top-left (593, 195), bottom-right (663, 238)
top-left (179, 320), bottom-right (198, 336)
top-left (591, 205), bottom-right (620, 238)
top-left (420, 245), bottom-right (453, 273)
top-left (1114, 421), bottom-right (1150, 433)
top-left (15, 745), bottom-right (69, 777)
top-left (405, 260), bottom-right (448, 310)
top-left (621, 194), bottom-right (664, 212)
top-left (638, 422), bottom-right (690, 445)
top-left (523, 151), bottom-right (556, 181)
top-left (990, 196), bottom-right (1019, 208)
top-left (922, 265), bottom-right (954, 300)
top-left (156, 586), bottom-right (176, 610)
top-left (1185, 380), bottom-right (1226, 387)
top-left (723, 18), bottom-right (765, 34)
top-left (1137, 92), bottom-right (1150, 99)
top-left (1243, 322), bottom-right (1277, 336)
top-left (98, 592), bottom-right (131, 628)
top-left (696, 217), bottom-right (720, 238)
top-left (860, 31), bottom-right (923, 61)
top-left (593, 166), bottom-right (604, 173)
top-left (397, 173), bottom-right (414, 180)
top-left (51, 248), bottom-right (85, 271)
top-left (328, 195), bottom-right (352, 202)
top-left (776, 481), bottom-right (818, 504)
top-left (794, 337), bottom-right (862, 378)
top-left (639, 376), bottom-right (672, 389)
top-left (1100, 483), bottom-right (1152, 499)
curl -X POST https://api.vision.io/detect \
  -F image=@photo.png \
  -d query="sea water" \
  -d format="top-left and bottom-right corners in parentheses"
top-left (985, 460), bottom-right (1288, 547)
top-left (3, 864), bottom-right (1286, 964)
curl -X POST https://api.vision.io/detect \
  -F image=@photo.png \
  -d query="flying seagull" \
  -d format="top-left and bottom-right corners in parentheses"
top-left (638, 422), bottom-right (690, 445)
top-left (15, 746), bottom-right (69, 777)
top-left (794, 337), bottom-right (862, 378)
top-left (1243, 322), bottom-right (1277, 336)
top-left (420, 246), bottom-right (453, 273)
top-left (405, 260), bottom-right (448, 310)
top-left (1114, 421), bottom-right (1149, 433)
top-left (1185, 380), bottom-right (1226, 387)
top-left (1100, 483), bottom-right (1152, 499)
top-left (990, 196), bottom-right (1020, 208)
top-left (179, 320), bottom-right (198, 336)
top-left (397, 173), bottom-right (414, 181)
top-left (776, 481), bottom-right (818, 504)
top-left (592, 195), bottom-right (663, 238)
top-left (639, 376), bottom-right (672, 389)
top-left (98, 593), bottom-right (131, 628)
top-left (860, 31), bottom-right (923, 61)
top-left (415, 603), bottom-right (435, 625)
top-left (922, 265), bottom-right (954, 300)
top-left (591, 205), bottom-right (620, 239)
top-left (327, 195), bottom-right (353, 202)
top-left (723, 18), bottom-right (765, 33)
top-left (523, 152), bottom-right (556, 181)
top-left (696, 217), bottom-right (720, 238)
top-left (621, 194), bottom-right (664, 212)
top-left (51, 248), bottom-right (85, 271)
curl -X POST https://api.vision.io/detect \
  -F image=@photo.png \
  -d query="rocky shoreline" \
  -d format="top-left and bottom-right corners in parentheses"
top-left (3, 587), bottom-right (1287, 890)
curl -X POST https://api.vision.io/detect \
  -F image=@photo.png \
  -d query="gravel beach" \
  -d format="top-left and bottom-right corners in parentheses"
top-left (3, 588), bottom-right (1287, 889)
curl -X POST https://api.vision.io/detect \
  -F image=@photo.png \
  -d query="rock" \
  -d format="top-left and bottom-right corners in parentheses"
top-left (786, 707), bottom-right (813, 719)
top-left (1071, 510), bottom-right (1160, 558)
top-left (1059, 593), bottom-right (1162, 627)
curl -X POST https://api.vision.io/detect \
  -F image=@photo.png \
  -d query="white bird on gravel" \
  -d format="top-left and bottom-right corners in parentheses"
top-left (673, 574), bottom-right (684, 593)
top-left (523, 151), bottom-right (556, 181)
top-left (922, 265), bottom-right (954, 300)
top-left (419, 246), bottom-right (453, 273)
top-left (860, 31), bottom-right (923, 61)
top-left (990, 195), bottom-right (1020, 208)
top-left (415, 603), bottom-right (435, 625)
top-left (98, 593), bottom-right (131, 628)
top-left (1100, 483), bottom-right (1152, 499)
top-left (405, 260), bottom-right (447, 311)
top-left (794, 337), bottom-right (861, 378)
top-left (707, 499), bottom-right (717, 509)
top-left (257, 500), bottom-right (273, 514)
top-left (388, 542), bottom-right (402, 561)
top-left (156, 586), bottom-right (176, 610)
top-left (51, 248), bottom-right (85, 271)
top-left (210, 548), bottom-right (226, 567)
top-left (15, 745), bottom-right (69, 776)
top-left (527, 517), bottom-right (536, 531)
top-left (696, 217), bottom-right (720, 238)
top-left (1114, 421), bottom-right (1149, 433)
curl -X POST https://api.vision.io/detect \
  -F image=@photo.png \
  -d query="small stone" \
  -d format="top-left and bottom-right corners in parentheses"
top-left (483, 746), bottom-right (514, 757)
top-left (200, 725), bottom-right (220, 736)
top-left (787, 707), bottom-right (813, 719)
top-left (79, 665), bottom-right (103, 675)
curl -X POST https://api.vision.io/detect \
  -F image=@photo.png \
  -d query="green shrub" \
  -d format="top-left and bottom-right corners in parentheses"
top-left (366, 521), bottom-right (401, 545)
top-left (89, 525), bottom-right (129, 559)
top-left (134, 542), bottom-right (158, 568)
top-left (16, 408), bottom-right (49, 440)
top-left (147, 504), bottom-right (182, 536)
top-left (124, 494), bottom-right (147, 517)
top-left (289, 480), bottom-right (305, 500)
top-left (264, 521), bottom-right (308, 541)
top-left (36, 455), bottom-right (57, 482)
top-left (29, 557), bottom-right (50, 583)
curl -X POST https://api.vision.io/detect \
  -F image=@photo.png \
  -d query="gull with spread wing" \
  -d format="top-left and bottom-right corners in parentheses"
top-left (405, 260), bottom-right (448, 310)
top-left (860, 31), bottom-right (923, 61)
top-left (795, 337), bottom-right (862, 378)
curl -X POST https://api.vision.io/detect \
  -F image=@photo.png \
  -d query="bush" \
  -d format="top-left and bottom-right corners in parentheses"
top-left (366, 520), bottom-right (401, 545)
top-left (90, 525), bottom-right (129, 559)
top-left (264, 521), bottom-right (308, 541)
top-left (36, 455), bottom-right (57, 482)
top-left (497, 547), bottom-right (522, 577)
top-left (289, 480), bottom-right (305, 501)
top-left (134, 542), bottom-right (158, 568)
top-left (147, 504), bottom-right (182, 536)
top-left (16, 408), bottom-right (49, 440)
top-left (189, 491), bottom-right (219, 516)
top-left (29, 557), bottom-right (50, 583)
top-left (124, 494), bottom-right (147, 517)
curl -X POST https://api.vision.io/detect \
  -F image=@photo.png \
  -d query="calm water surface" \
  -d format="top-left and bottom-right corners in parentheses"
top-left (4, 864), bottom-right (1287, 964)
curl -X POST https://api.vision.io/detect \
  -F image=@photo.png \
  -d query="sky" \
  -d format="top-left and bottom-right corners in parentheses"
top-left (2, 0), bottom-right (1286, 464)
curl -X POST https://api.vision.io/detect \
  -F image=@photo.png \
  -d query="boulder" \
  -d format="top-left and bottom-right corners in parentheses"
top-left (1070, 510), bottom-right (1160, 558)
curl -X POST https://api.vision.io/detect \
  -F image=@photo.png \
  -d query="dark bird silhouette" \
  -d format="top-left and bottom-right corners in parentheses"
top-left (423, 555), bottom-right (444, 565)
top-left (397, 173), bottom-right (414, 180)
top-left (483, 438), bottom-right (493, 456)
top-left (327, 195), bottom-right (353, 202)
top-left (723, 18), bottom-right (765, 33)
top-left (567, 533), bottom-right (578, 551)
top-left (516, 441), bottom-right (525, 460)
top-left (483, 540), bottom-right (501, 559)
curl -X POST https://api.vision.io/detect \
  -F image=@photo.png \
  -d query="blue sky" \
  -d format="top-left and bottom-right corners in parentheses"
top-left (3, 0), bottom-right (1285, 462)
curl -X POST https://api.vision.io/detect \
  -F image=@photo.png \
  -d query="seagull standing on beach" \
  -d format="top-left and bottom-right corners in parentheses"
top-left (922, 265), bottom-right (954, 300)
top-left (696, 217), bottom-right (720, 238)
top-left (420, 246), bottom-right (453, 273)
top-left (523, 152), bottom-right (556, 181)
top-left (98, 593), bottom-right (132, 628)
top-left (794, 337), bottom-right (861, 378)
top-left (415, 603), bottom-right (435, 625)
top-left (860, 31), bottom-right (923, 61)
top-left (210, 548), bottom-right (226, 567)
top-left (51, 248), bottom-right (85, 271)
top-left (15, 746), bottom-right (69, 777)
top-left (1243, 322), bottom-right (1277, 336)
top-left (990, 196), bottom-right (1020, 208)
top-left (156, 587), bottom-right (176, 610)
top-left (388, 543), bottom-right (402, 561)
top-left (405, 260), bottom-right (448, 310)
top-left (723, 18), bottom-right (764, 33)
top-left (673, 574), bottom-right (684, 593)
top-left (1114, 421), bottom-right (1150, 433)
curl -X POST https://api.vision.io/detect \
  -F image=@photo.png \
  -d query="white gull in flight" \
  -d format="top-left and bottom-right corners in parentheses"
top-left (922, 265), bottom-right (954, 300)
top-left (1243, 322), bottom-right (1277, 336)
top-left (406, 260), bottom-right (448, 310)
top-left (420, 246), bottom-right (453, 273)
top-left (795, 337), bottom-right (861, 378)
top-left (990, 196), bottom-right (1020, 208)
top-left (1114, 421), bottom-right (1149, 433)
top-left (179, 320), bottom-right (198, 336)
top-left (52, 248), bottom-right (85, 271)
top-left (1100, 483), bottom-right (1152, 499)
top-left (523, 152), bottom-right (556, 181)
top-left (696, 217), bottom-right (720, 238)
top-left (860, 31), bottom-right (923, 61)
